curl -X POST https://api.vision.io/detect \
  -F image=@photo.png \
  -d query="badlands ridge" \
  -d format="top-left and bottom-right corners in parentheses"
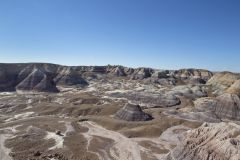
top-left (0, 63), bottom-right (240, 160)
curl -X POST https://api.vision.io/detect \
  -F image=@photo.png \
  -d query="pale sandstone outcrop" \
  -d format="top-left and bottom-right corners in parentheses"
top-left (164, 122), bottom-right (240, 160)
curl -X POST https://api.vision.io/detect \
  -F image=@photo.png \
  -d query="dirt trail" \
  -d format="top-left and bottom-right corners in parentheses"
top-left (80, 121), bottom-right (142, 160)
top-left (0, 126), bottom-right (21, 160)
top-left (80, 121), bottom-right (191, 160)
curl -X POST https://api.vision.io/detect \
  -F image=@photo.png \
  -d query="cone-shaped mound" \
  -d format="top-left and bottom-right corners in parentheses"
top-left (115, 103), bottom-right (152, 121)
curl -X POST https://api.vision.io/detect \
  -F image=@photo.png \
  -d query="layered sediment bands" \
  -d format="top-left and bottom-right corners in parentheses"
top-left (16, 68), bottom-right (58, 93)
top-left (0, 63), bottom-right (214, 93)
top-left (164, 122), bottom-right (240, 160)
top-left (169, 85), bottom-right (207, 98)
top-left (214, 93), bottom-right (240, 120)
top-left (107, 91), bottom-right (181, 107)
top-left (54, 67), bottom-right (88, 86)
top-left (115, 103), bottom-right (152, 121)
top-left (195, 93), bottom-right (240, 121)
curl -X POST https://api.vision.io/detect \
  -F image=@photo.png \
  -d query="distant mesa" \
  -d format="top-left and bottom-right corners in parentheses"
top-left (0, 63), bottom-right (215, 93)
top-left (115, 103), bottom-right (153, 121)
top-left (174, 69), bottom-right (213, 84)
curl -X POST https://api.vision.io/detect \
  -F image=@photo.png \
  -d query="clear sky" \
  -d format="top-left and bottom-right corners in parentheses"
top-left (0, 0), bottom-right (240, 72)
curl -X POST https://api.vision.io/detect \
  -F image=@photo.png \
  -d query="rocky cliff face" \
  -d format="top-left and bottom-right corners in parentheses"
top-left (174, 69), bottom-right (213, 84)
top-left (164, 122), bottom-right (240, 160)
top-left (54, 67), bottom-right (88, 87)
top-left (0, 63), bottom-right (214, 93)
top-left (0, 63), bottom-right (88, 92)
top-left (16, 68), bottom-right (58, 93)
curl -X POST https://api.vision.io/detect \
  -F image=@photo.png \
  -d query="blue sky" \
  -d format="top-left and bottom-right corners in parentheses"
top-left (0, 0), bottom-right (240, 71)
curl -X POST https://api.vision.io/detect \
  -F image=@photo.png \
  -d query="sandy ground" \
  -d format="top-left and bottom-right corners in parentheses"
top-left (0, 125), bottom-right (20, 160)
top-left (81, 121), bottom-right (142, 160)
top-left (0, 134), bottom-right (12, 160)
top-left (45, 121), bottom-right (75, 150)
top-left (79, 121), bottom-right (190, 160)
top-left (0, 82), bottom-right (206, 160)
